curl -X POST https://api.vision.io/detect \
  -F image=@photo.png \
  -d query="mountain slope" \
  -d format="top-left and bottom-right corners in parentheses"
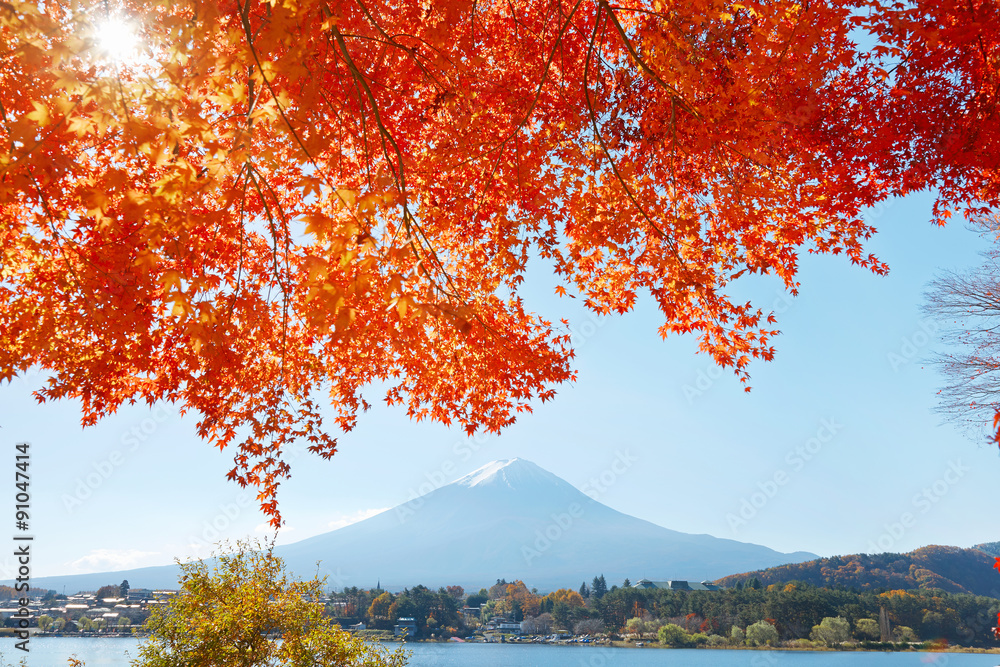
top-left (973, 541), bottom-right (1000, 558)
top-left (23, 458), bottom-right (817, 593)
top-left (274, 458), bottom-right (817, 591)
top-left (716, 545), bottom-right (1000, 598)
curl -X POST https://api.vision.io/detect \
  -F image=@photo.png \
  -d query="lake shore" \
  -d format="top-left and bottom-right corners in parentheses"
top-left (15, 632), bottom-right (1000, 654)
top-left (400, 637), bottom-right (1000, 653)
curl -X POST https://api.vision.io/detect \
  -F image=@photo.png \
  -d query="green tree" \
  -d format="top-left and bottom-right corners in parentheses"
top-left (551, 601), bottom-right (571, 631)
top-left (625, 617), bottom-right (644, 635)
top-left (120, 580), bottom-right (130, 598)
top-left (730, 625), bottom-right (746, 645)
top-left (922, 611), bottom-right (948, 640)
top-left (657, 623), bottom-right (690, 647)
top-left (810, 616), bottom-right (850, 645)
top-left (430, 589), bottom-right (462, 632)
top-left (745, 620), bottom-right (779, 646)
top-left (855, 618), bottom-right (880, 640)
top-left (132, 541), bottom-right (408, 667)
top-left (479, 599), bottom-right (500, 624)
top-left (466, 590), bottom-right (488, 608)
top-left (592, 575), bottom-right (608, 600)
top-left (391, 585), bottom-right (438, 638)
top-left (36, 614), bottom-right (53, 632)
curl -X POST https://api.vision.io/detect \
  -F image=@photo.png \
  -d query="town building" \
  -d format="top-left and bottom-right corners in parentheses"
top-left (394, 617), bottom-right (416, 637)
top-left (631, 579), bottom-right (722, 591)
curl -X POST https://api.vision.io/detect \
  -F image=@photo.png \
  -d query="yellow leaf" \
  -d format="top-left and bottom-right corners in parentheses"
top-left (26, 102), bottom-right (51, 126)
top-left (336, 188), bottom-right (358, 208)
top-left (161, 270), bottom-right (183, 292)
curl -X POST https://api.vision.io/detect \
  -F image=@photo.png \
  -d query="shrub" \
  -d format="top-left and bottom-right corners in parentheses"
top-left (810, 616), bottom-right (850, 646)
top-left (855, 618), bottom-right (880, 640)
top-left (658, 623), bottom-right (691, 647)
top-left (745, 620), bottom-right (779, 647)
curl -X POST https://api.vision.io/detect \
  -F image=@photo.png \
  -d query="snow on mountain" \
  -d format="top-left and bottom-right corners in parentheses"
top-left (24, 458), bottom-right (818, 593)
top-left (455, 457), bottom-right (565, 490)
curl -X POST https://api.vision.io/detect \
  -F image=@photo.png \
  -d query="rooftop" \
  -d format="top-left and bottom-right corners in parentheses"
top-left (632, 579), bottom-right (722, 591)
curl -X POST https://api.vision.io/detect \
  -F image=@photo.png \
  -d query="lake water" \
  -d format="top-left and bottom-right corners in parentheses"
top-left (2, 638), bottom-right (999, 666)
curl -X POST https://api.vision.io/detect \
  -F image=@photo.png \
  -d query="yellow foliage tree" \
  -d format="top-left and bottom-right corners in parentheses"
top-left (132, 540), bottom-right (408, 667)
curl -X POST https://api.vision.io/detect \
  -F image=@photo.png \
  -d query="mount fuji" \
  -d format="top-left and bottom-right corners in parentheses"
top-left (26, 458), bottom-right (817, 593)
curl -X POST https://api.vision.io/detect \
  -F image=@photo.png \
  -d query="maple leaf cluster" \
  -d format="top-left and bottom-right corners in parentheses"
top-left (1, 0), bottom-right (997, 523)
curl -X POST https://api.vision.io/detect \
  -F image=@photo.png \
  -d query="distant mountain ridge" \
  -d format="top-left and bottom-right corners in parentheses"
top-left (973, 541), bottom-right (1000, 558)
top-left (20, 458), bottom-right (818, 594)
top-left (716, 545), bottom-right (1000, 598)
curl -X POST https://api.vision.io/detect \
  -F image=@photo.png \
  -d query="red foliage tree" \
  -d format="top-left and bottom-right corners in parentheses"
top-left (1, 0), bottom-right (997, 524)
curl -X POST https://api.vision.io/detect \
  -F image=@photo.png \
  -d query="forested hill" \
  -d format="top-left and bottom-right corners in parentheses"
top-left (715, 546), bottom-right (1000, 598)
top-left (974, 542), bottom-right (1000, 558)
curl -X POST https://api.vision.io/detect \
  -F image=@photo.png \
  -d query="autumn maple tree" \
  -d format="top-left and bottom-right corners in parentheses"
top-left (1, 0), bottom-right (998, 526)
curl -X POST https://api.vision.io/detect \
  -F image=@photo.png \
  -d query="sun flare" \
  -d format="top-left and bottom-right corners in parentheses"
top-left (95, 17), bottom-right (140, 62)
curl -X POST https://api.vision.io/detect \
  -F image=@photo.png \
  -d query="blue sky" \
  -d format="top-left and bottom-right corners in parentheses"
top-left (2, 189), bottom-right (997, 584)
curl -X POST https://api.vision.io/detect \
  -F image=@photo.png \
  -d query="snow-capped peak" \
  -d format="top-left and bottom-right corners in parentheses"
top-left (454, 458), bottom-right (560, 491)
